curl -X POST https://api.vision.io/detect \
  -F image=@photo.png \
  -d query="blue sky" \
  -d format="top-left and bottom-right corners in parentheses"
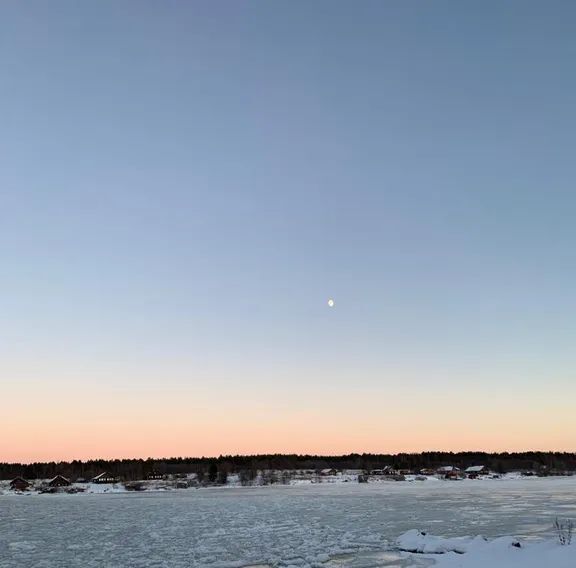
top-left (1, 1), bottom-right (576, 458)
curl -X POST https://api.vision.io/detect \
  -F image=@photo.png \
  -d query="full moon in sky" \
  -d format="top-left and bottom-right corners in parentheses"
top-left (327, 299), bottom-right (335, 308)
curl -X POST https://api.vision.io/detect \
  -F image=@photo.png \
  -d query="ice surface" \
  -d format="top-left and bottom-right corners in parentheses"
top-left (0, 477), bottom-right (575, 567)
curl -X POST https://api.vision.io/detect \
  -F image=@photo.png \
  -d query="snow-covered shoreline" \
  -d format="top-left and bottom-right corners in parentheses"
top-left (396, 530), bottom-right (575, 567)
top-left (1, 471), bottom-right (573, 497)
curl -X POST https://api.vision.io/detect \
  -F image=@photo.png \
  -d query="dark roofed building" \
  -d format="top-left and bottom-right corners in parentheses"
top-left (465, 465), bottom-right (489, 478)
top-left (48, 475), bottom-right (71, 487)
top-left (146, 471), bottom-right (164, 481)
top-left (92, 472), bottom-right (118, 484)
top-left (320, 468), bottom-right (339, 476)
top-left (10, 477), bottom-right (31, 491)
top-left (437, 466), bottom-right (461, 479)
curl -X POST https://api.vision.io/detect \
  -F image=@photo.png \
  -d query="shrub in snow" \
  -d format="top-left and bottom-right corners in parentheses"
top-left (554, 518), bottom-right (574, 546)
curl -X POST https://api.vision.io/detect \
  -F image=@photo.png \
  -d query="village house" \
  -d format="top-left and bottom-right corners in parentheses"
top-left (419, 468), bottom-right (436, 476)
top-left (371, 466), bottom-right (395, 476)
top-left (437, 466), bottom-right (461, 479)
top-left (146, 471), bottom-right (164, 481)
top-left (48, 475), bottom-right (71, 487)
top-left (92, 472), bottom-right (118, 484)
top-left (437, 466), bottom-right (459, 473)
top-left (464, 465), bottom-right (489, 478)
top-left (319, 468), bottom-right (338, 476)
top-left (9, 477), bottom-right (31, 491)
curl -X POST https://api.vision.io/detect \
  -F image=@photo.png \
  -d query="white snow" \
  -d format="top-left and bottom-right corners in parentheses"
top-left (398, 530), bottom-right (485, 554)
top-left (397, 530), bottom-right (575, 568)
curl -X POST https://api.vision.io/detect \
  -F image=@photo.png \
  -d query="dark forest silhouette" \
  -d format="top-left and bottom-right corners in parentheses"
top-left (1, 451), bottom-right (575, 481)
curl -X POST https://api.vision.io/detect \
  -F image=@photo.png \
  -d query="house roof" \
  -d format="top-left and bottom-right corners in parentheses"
top-left (93, 472), bottom-right (115, 480)
top-left (10, 477), bottom-right (29, 484)
top-left (320, 468), bottom-right (337, 474)
top-left (465, 465), bottom-right (486, 472)
top-left (438, 466), bottom-right (460, 472)
top-left (48, 475), bottom-right (70, 484)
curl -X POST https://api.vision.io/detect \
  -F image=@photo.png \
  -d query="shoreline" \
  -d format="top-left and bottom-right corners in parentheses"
top-left (2, 472), bottom-right (575, 498)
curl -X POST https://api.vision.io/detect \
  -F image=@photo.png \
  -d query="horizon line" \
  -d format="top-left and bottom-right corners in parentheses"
top-left (4, 448), bottom-right (576, 466)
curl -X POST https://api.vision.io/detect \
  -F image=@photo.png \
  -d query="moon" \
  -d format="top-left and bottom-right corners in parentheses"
top-left (327, 299), bottom-right (335, 308)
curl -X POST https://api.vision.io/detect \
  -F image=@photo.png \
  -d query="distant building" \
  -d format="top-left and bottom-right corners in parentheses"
top-left (92, 472), bottom-right (118, 484)
top-left (437, 466), bottom-right (459, 473)
top-left (464, 465), bottom-right (489, 478)
top-left (371, 466), bottom-right (395, 476)
top-left (419, 468), bottom-right (436, 476)
top-left (9, 477), bottom-right (30, 491)
top-left (48, 475), bottom-right (71, 487)
top-left (146, 471), bottom-right (164, 480)
top-left (320, 468), bottom-right (338, 476)
top-left (436, 466), bottom-right (460, 479)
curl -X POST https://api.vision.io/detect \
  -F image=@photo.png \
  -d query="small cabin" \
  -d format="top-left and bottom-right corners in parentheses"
top-left (437, 466), bottom-right (460, 479)
top-left (464, 465), bottom-right (488, 478)
top-left (48, 475), bottom-right (71, 487)
top-left (10, 477), bottom-right (31, 491)
top-left (146, 471), bottom-right (164, 481)
top-left (371, 466), bottom-right (396, 476)
top-left (92, 472), bottom-right (118, 484)
top-left (437, 465), bottom-right (459, 473)
top-left (320, 468), bottom-right (338, 476)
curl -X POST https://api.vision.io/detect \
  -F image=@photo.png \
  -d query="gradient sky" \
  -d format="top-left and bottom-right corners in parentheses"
top-left (2, 1), bottom-right (576, 462)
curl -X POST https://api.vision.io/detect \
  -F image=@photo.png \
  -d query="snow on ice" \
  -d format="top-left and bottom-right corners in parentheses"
top-left (0, 476), bottom-right (575, 567)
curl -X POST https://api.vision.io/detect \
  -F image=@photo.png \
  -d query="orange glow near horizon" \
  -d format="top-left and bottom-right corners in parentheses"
top-left (2, 378), bottom-right (575, 463)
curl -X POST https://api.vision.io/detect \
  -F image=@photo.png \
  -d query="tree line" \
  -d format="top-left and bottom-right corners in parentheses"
top-left (1, 451), bottom-right (575, 481)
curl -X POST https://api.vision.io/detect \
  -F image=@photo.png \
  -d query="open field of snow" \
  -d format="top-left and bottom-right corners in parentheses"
top-left (1, 477), bottom-right (575, 567)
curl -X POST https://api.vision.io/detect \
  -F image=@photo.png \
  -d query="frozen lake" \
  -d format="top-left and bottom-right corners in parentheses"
top-left (1, 477), bottom-right (575, 567)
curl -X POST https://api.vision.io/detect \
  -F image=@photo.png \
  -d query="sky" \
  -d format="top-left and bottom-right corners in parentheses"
top-left (1, 1), bottom-right (576, 462)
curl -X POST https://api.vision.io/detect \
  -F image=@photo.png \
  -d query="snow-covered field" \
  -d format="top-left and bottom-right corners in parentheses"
top-left (1, 477), bottom-right (575, 567)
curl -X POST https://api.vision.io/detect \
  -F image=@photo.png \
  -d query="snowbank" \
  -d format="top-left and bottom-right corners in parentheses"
top-left (398, 530), bottom-right (490, 554)
top-left (397, 530), bottom-right (575, 567)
